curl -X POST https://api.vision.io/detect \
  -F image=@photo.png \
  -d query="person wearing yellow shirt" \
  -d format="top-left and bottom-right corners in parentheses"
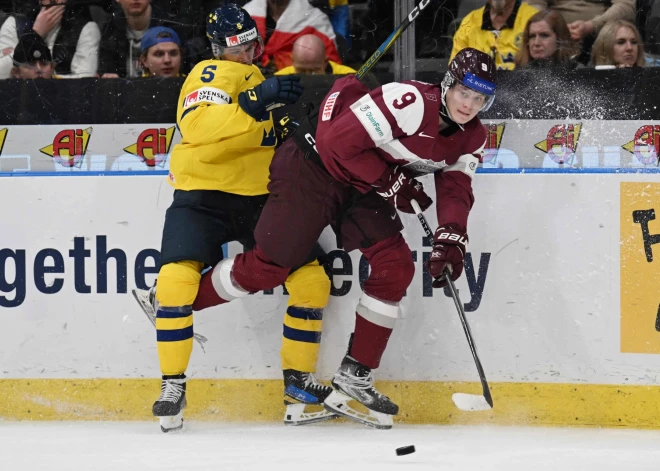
top-left (135, 3), bottom-right (333, 433)
top-left (450, 0), bottom-right (538, 70)
top-left (276, 34), bottom-right (356, 75)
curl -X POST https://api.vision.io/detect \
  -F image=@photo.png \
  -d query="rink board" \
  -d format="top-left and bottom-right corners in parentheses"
top-left (2, 172), bottom-right (660, 426)
top-left (0, 120), bottom-right (659, 173)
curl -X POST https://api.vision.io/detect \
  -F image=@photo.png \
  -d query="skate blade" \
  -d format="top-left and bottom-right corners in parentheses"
top-left (132, 288), bottom-right (156, 327)
top-left (159, 411), bottom-right (184, 433)
top-left (283, 403), bottom-right (338, 426)
top-left (451, 393), bottom-right (492, 411)
top-left (133, 289), bottom-right (208, 348)
top-left (323, 390), bottom-right (394, 430)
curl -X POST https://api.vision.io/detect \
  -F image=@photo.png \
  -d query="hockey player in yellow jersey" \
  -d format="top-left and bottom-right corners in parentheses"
top-left (132, 4), bottom-right (333, 432)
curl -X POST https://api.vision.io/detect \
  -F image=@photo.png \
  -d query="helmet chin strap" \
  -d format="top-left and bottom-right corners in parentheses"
top-left (440, 77), bottom-right (465, 131)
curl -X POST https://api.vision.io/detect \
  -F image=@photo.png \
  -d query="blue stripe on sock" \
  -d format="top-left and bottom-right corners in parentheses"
top-left (157, 306), bottom-right (193, 319)
top-left (157, 326), bottom-right (194, 342)
top-left (286, 307), bottom-right (323, 321)
top-left (283, 325), bottom-right (322, 343)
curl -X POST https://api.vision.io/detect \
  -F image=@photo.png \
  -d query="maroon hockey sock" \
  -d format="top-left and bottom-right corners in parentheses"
top-left (192, 268), bottom-right (227, 311)
top-left (349, 314), bottom-right (393, 369)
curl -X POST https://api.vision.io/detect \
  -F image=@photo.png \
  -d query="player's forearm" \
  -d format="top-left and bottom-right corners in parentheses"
top-left (434, 172), bottom-right (474, 231)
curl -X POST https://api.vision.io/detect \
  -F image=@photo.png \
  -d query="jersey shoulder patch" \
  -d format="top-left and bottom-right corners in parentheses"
top-left (322, 92), bottom-right (340, 121)
top-left (182, 87), bottom-right (232, 110)
top-left (380, 82), bottom-right (425, 135)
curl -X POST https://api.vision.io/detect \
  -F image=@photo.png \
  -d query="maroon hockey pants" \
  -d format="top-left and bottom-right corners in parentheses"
top-left (195, 139), bottom-right (415, 368)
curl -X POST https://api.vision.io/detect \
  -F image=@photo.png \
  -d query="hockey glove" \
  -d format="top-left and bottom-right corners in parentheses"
top-left (373, 165), bottom-right (432, 214)
top-left (273, 114), bottom-right (299, 148)
top-left (426, 224), bottom-right (468, 288)
top-left (238, 75), bottom-right (304, 120)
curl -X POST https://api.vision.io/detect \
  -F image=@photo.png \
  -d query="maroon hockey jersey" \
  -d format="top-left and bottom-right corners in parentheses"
top-left (315, 75), bottom-right (487, 232)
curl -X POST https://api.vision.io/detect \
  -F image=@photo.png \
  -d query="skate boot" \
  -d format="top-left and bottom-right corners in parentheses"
top-left (324, 355), bottom-right (399, 429)
top-left (153, 374), bottom-right (187, 433)
top-left (132, 283), bottom-right (207, 347)
top-left (283, 369), bottom-right (337, 425)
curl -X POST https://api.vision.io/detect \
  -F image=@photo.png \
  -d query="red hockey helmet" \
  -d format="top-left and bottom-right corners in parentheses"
top-left (442, 48), bottom-right (497, 112)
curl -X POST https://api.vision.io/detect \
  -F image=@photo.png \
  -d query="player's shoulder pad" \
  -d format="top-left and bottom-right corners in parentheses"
top-left (442, 119), bottom-right (486, 178)
top-left (376, 81), bottom-right (427, 135)
top-left (464, 118), bottom-right (487, 157)
top-left (181, 60), bottom-right (237, 112)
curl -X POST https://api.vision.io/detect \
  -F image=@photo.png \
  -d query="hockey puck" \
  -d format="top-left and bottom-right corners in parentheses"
top-left (395, 445), bottom-right (416, 456)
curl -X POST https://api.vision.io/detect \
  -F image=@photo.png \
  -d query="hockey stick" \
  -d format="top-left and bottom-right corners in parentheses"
top-left (355, 0), bottom-right (433, 80)
top-left (411, 200), bottom-right (493, 411)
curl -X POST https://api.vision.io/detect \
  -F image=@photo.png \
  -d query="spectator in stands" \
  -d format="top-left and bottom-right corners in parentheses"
top-left (450, 0), bottom-right (538, 70)
top-left (150, 0), bottom-right (214, 68)
top-left (140, 26), bottom-right (183, 77)
top-left (275, 34), bottom-right (355, 75)
top-left (0, 1), bottom-right (11, 31)
top-left (591, 20), bottom-right (644, 68)
top-left (0, 0), bottom-right (100, 79)
top-left (10, 31), bottom-right (56, 79)
top-left (98, 0), bottom-right (177, 78)
top-left (515, 10), bottom-right (577, 68)
top-left (309, 0), bottom-right (351, 56)
top-left (243, 0), bottom-right (341, 72)
top-left (525, 0), bottom-right (635, 45)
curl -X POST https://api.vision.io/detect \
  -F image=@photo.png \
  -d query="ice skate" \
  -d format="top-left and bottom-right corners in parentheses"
top-left (283, 369), bottom-right (337, 425)
top-left (132, 284), bottom-right (158, 327)
top-left (153, 375), bottom-right (187, 433)
top-left (132, 284), bottom-right (208, 347)
top-left (324, 355), bottom-right (398, 430)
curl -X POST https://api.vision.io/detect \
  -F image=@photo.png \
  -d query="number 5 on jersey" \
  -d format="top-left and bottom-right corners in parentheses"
top-left (201, 65), bottom-right (217, 83)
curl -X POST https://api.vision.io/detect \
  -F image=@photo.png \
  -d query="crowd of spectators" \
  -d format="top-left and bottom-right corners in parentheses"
top-left (0, 0), bottom-right (656, 81)
top-left (451, 0), bottom-right (653, 68)
top-left (0, 0), bottom-right (355, 79)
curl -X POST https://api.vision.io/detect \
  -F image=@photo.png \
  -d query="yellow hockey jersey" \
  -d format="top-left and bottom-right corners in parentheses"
top-left (168, 60), bottom-right (276, 195)
top-left (450, 0), bottom-right (538, 70)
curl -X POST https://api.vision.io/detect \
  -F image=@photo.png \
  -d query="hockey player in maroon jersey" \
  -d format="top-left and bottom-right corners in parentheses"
top-left (191, 48), bottom-right (496, 429)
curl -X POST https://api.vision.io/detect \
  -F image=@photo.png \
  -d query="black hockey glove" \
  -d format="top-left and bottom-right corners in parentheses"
top-left (238, 75), bottom-right (304, 120)
top-left (426, 224), bottom-right (468, 288)
top-left (273, 114), bottom-right (299, 148)
top-left (373, 165), bottom-right (432, 214)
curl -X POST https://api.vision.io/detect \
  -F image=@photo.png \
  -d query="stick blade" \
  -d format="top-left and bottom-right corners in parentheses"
top-left (451, 393), bottom-right (493, 411)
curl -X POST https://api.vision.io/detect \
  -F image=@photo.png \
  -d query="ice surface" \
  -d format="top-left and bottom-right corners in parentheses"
top-left (2, 421), bottom-right (660, 470)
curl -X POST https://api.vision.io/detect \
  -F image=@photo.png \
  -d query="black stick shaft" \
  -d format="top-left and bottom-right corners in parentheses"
top-left (411, 200), bottom-right (493, 407)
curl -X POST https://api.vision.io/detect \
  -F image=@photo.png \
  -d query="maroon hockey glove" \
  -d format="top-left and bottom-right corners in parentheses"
top-left (426, 224), bottom-right (468, 288)
top-left (373, 165), bottom-right (432, 214)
